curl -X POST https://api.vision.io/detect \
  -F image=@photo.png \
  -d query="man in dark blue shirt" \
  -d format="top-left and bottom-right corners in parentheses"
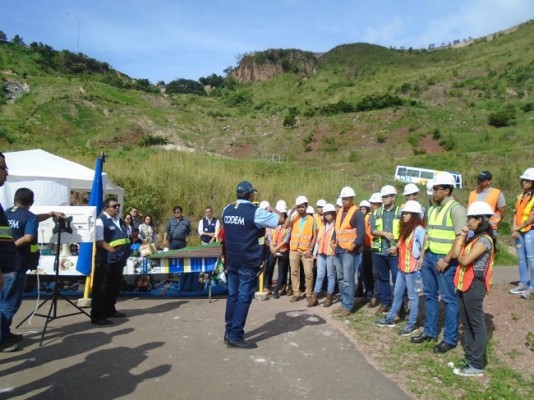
top-left (0, 152), bottom-right (21, 352)
top-left (223, 181), bottom-right (280, 349)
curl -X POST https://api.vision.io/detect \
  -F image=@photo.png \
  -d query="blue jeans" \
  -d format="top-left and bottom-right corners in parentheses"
top-left (373, 253), bottom-right (399, 307)
top-left (422, 251), bottom-right (459, 345)
top-left (0, 270), bottom-right (27, 341)
top-left (386, 271), bottom-right (418, 327)
top-left (335, 251), bottom-right (361, 311)
top-left (314, 254), bottom-right (336, 294)
top-left (224, 266), bottom-right (258, 342)
top-left (515, 230), bottom-right (534, 288)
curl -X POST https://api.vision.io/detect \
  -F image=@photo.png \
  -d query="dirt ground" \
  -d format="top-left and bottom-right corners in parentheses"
top-left (483, 283), bottom-right (534, 379)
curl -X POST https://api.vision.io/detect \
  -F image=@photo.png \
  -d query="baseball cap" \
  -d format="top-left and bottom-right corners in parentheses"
top-left (476, 171), bottom-right (492, 181)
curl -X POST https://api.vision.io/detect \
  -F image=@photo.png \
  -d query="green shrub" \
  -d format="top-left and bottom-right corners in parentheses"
top-left (139, 135), bottom-right (170, 147)
top-left (283, 114), bottom-right (297, 128)
top-left (439, 134), bottom-right (456, 151)
top-left (488, 105), bottom-right (516, 127)
top-left (376, 131), bottom-right (388, 143)
top-left (431, 128), bottom-right (442, 140)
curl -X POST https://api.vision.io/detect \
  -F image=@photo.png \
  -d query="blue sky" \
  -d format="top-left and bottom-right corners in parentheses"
top-left (1, 0), bottom-right (533, 83)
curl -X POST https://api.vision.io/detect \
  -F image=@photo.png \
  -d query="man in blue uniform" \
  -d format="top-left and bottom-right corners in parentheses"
top-left (223, 181), bottom-right (280, 349)
top-left (198, 207), bottom-right (220, 245)
top-left (0, 152), bottom-right (21, 352)
top-left (91, 197), bottom-right (130, 325)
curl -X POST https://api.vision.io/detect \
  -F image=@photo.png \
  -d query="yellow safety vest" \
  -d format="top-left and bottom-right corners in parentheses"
top-left (0, 225), bottom-right (14, 241)
top-left (371, 206), bottom-right (400, 251)
top-left (427, 199), bottom-right (459, 255)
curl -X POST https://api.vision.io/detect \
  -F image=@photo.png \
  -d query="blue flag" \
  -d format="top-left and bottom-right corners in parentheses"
top-left (76, 153), bottom-right (105, 275)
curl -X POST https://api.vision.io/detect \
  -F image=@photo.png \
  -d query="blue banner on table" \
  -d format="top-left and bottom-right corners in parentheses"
top-left (76, 153), bottom-right (104, 275)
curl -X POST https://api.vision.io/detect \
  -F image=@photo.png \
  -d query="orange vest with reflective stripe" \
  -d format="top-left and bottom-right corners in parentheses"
top-left (398, 231), bottom-right (417, 273)
top-left (289, 215), bottom-right (314, 251)
top-left (271, 225), bottom-right (289, 253)
top-left (335, 205), bottom-right (357, 250)
top-left (454, 235), bottom-right (494, 293)
top-left (364, 213), bottom-right (372, 247)
top-left (468, 188), bottom-right (502, 229)
top-left (514, 192), bottom-right (534, 233)
top-left (317, 223), bottom-right (335, 256)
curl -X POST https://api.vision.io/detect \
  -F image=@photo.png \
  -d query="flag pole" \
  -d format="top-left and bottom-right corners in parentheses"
top-left (77, 151), bottom-right (105, 308)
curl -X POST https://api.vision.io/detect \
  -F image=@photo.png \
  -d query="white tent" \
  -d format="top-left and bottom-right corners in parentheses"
top-left (0, 149), bottom-right (124, 207)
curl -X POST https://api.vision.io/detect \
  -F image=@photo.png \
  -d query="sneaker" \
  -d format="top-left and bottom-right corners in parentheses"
top-left (399, 325), bottom-right (418, 336)
top-left (509, 284), bottom-right (529, 294)
top-left (375, 317), bottom-right (396, 327)
top-left (521, 288), bottom-right (533, 299)
top-left (453, 365), bottom-right (484, 377)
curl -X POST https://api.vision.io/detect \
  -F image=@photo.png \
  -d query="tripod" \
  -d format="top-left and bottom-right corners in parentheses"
top-left (16, 216), bottom-right (91, 346)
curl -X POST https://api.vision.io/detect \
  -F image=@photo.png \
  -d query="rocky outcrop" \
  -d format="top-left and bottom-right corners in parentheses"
top-left (3, 78), bottom-right (30, 103)
top-left (231, 49), bottom-right (319, 83)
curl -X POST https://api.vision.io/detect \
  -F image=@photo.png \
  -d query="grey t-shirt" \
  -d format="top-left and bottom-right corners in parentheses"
top-left (472, 235), bottom-right (493, 279)
top-left (166, 217), bottom-right (192, 242)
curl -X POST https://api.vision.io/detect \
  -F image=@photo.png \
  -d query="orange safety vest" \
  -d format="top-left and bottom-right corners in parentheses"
top-left (289, 214), bottom-right (314, 251)
top-left (454, 235), bottom-right (494, 293)
top-left (271, 225), bottom-right (289, 253)
top-left (398, 231), bottom-right (417, 273)
top-left (468, 188), bottom-right (502, 230)
top-left (314, 213), bottom-right (324, 230)
top-left (317, 223), bottom-right (335, 256)
top-left (335, 205), bottom-right (358, 250)
top-left (514, 191), bottom-right (534, 233)
top-left (364, 213), bottom-right (372, 248)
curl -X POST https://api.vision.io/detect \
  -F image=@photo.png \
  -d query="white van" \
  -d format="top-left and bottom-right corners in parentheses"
top-left (394, 165), bottom-right (463, 189)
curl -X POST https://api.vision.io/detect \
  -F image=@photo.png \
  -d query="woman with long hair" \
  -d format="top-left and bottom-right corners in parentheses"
top-left (509, 168), bottom-right (534, 298)
top-left (451, 201), bottom-right (495, 377)
top-left (376, 200), bottom-right (426, 336)
top-left (123, 213), bottom-right (133, 237)
top-left (310, 203), bottom-right (337, 307)
top-left (139, 214), bottom-right (157, 244)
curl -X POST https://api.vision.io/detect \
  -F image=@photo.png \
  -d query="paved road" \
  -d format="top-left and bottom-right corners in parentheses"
top-left (0, 266), bottom-right (517, 400)
top-left (1, 293), bottom-right (410, 400)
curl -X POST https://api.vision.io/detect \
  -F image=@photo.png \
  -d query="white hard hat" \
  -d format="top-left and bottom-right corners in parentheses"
top-left (295, 195), bottom-right (309, 206)
top-left (402, 200), bottom-right (423, 214)
top-left (403, 183), bottom-right (420, 196)
top-left (426, 179), bottom-right (434, 195)
top-left (316, 199), bottom-right (327, 207)
top-left (275, 200), bottom-right (287, 213)
top-left (467, 201), bottom-right (495, 217)
top-left (433, 171), bottom-right (456, 187)
top-left (368, 193), bottom-right (383, 203)
top-left (336, 197), bottom-right (343, 207)
top-left (323, 203), bottom-right (336, 213)
top-left (359, 200), bottom-right (371, 208)
top-left (520, 168), bottom-right (534, 181)
top-left (306, 205), bottom-right (315, 214)
top-left (259, 200), bottom-right (270, 209)
top-left (339, 186), bottom-right (356, 198)
top-left (380, 185), bottom-right (397, 197)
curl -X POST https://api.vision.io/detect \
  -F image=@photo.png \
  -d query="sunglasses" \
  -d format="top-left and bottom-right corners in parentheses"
top-left (110, 204), bottom-right (121, 209)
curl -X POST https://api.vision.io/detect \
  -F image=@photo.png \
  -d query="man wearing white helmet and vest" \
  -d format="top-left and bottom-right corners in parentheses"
top-left (367, 193), bottom-right (382, 308)
top-left (333, 186), bottom-right (366, 317)
top-left (315, 199), bottom-right (326, 228)
top-left (370, 185), bottom-right (402, 315)
top-left (509, 168), bottom-right (534, 298)
top-left (355, 200), bottom-right (373, 302)
top-left (285, 195), bottom-right (317, 305)
top-left (402, 183), bottom-right (426, 221)
top-left (268, 200), bottom-right (292, 299)
top-left (411, 172), bottom-right (467, 354)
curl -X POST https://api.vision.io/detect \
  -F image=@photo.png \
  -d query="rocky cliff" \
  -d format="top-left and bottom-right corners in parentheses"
top-left (231, 49), bottom-right (319, 83)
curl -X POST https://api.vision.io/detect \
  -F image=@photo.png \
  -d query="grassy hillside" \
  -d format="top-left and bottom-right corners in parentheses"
top-left (0, 22), bottom-right (533, 247)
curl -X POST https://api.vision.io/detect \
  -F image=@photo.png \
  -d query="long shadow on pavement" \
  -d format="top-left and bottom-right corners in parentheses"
top-left (245, 310), bottom-right (326, 343)
top-left (4, 341), bottom-right (171, 400)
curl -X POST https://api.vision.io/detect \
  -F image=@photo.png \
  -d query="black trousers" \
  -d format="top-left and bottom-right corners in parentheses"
top-left (458, 279), bottom-right (488, 369)
top-left (91, 258), bottom-right (125, 319)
